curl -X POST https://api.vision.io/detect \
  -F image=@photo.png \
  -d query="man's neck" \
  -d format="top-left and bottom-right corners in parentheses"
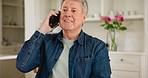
top-left (62, 30), bottom-right (81, 40)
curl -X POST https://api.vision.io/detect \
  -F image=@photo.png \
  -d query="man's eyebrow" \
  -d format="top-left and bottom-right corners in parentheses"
top-left (62, 6), bottom-right (79, 10)
top-left (62, 6), bottom-right (67, 9)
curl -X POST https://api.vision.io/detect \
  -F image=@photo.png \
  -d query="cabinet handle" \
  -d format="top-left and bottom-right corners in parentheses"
top-left (120, 58), bottom-right (124, 61)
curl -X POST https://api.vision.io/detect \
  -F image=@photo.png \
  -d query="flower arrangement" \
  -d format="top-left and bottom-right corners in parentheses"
top-left (100, 15), bottom-right (127, 51)
top-left (100, 14), bottom-right (127, 31)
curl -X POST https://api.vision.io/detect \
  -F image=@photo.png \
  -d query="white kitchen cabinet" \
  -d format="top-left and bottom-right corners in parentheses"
top-left (0, 0), bottom-right (24, 48)
top-left (109, 52), bottom-right (144, 78)
top-left (0, 0), bottom-right (25, 78)
top-left (0, 57), bottom-right (25, 78)
top-left (0, 0), bottom-right (24, 64)
top-left (0, 54), bottom-right (25, 78)
top-left (0, 0), bottom-right (24, 65)
top-left (111, 70), bottom-right (139, 78)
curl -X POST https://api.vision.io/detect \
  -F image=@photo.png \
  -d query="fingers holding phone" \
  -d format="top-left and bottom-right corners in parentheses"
top-left (49, 11), bottom-right (61, 28)
top-left (38, 11), bottom-right (60, 34)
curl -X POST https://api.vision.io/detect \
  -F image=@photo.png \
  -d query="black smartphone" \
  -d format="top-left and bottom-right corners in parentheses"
top-left (49, 11), bottom-right (61, 28)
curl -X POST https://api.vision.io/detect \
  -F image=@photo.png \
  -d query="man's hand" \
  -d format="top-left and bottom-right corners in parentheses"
top-left (38, 11), bottom-right (60, 34)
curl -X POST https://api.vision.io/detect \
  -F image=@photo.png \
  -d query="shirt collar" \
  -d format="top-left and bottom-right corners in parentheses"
top-left (76, 30), bottom-right (84, 45)
top-left (57, 30), bottom-right (63, 42)
top-left (57, 30), bottom-right (85, 45)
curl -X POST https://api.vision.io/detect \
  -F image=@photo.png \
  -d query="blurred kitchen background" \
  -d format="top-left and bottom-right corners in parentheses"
top-left (0, 0), bottom-right (148, 78)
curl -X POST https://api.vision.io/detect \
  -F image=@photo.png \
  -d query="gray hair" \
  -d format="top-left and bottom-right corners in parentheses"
top-left (61, 0), bottom-right (88, 13)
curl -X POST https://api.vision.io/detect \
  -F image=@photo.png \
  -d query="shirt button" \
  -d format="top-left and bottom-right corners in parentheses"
top-left (27, 52), bottom-right (30, 55)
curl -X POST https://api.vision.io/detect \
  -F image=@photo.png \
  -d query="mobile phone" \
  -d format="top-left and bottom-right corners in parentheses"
top-left (49, 11), bottom-right (61, 28)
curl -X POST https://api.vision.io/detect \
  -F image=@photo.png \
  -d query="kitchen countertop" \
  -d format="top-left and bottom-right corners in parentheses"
top-left (0, 54), bottom-right (17, 60)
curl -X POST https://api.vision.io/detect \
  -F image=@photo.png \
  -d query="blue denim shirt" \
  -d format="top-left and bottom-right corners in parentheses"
top-left (16, 30), bottom-right (111, 78)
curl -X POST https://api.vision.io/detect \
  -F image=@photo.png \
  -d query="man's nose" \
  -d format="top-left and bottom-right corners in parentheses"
top-left (65, 11), bottom-right (72, 17)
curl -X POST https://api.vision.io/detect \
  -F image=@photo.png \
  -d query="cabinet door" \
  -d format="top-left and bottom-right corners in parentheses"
top-left (111, 70), bottom-right (139, 78)
top-left (0, 59), bottom-right (25, 78)
top-left (110, 54), bottom-right (140, 71)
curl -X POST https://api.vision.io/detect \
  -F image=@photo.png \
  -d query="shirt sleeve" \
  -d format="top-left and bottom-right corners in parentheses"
top-left (92, 42), bottom-right (112, 78)
top-left (16, 30), bottom-right (45, 73)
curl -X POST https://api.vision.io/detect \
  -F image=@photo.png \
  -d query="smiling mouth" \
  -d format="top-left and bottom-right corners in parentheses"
top-left (64, 19), bottom-right (73, 23)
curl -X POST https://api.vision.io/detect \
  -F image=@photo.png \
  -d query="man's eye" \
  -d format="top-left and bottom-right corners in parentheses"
top-left (62, 9), bottom-right (67, 12)
top-left (72, 10), bottom-right (77, 13)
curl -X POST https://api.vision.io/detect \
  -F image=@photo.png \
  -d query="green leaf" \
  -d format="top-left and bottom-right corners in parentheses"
top-left (104, 26), bottom-right (110, 30)
top-left (119, 26), bottom-right (127, 31)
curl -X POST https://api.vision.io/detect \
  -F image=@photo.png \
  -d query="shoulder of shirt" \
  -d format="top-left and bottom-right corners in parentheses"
top-left (84, 32), bottom-right (105, 46)
top-left (83, 33), bottom-right (107, 54)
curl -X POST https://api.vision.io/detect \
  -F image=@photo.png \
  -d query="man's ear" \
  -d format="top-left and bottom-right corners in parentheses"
top-left (82, 13), bottom-right (87, 21)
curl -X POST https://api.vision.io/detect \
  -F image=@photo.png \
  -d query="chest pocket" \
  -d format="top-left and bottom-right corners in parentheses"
top-left (74, 56), bottom-right (92, 78)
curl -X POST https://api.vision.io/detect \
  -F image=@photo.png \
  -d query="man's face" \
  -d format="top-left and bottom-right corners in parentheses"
top-left (60, 0), bottom-right (87, 32)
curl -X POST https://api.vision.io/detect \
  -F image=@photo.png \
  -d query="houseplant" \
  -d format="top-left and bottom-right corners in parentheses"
top-left (100, 15), bottom-right (127, 51)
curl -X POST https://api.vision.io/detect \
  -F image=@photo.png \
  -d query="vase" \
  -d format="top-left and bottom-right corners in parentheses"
top-left (107, 29), bottom-right (119, 51)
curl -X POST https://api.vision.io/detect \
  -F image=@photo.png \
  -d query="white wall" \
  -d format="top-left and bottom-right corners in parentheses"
top-left (25, 0), bottom-right (42, 41)
top-left (25, 0), bottom-right (59, 41)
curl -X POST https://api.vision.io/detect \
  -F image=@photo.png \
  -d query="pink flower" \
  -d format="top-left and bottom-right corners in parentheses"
top-left (101, 16), bottom-right (111, 23)
top-left (114, 14), bottom-right (124, 22)
top-left (100, 15), bottom-right (127, 31)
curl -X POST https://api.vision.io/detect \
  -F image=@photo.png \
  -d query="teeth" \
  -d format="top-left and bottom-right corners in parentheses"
top-left (64, 20), bottom-right (72, 23)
